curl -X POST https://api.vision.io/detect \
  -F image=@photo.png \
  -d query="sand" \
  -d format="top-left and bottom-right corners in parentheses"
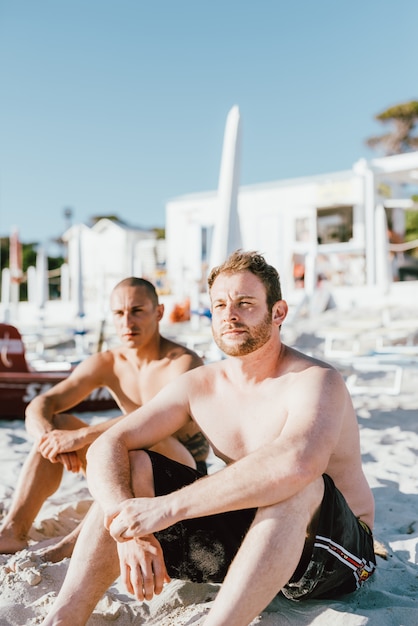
top-left (1, 307), bottom-right (418, 625)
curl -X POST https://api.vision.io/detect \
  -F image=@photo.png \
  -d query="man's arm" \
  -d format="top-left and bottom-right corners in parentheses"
top-left (86, 372), bottom-right (195, 509)
top-left (25, 351), bottom-right (115, 439)
top-left (166, 367), bottom-right (346, 515)
top-left (102, 367), bottom-right (348, 541)
top-left (25, 351), bottom-right (127, 472)
top-left (36, 414), bottom-right (127, 469)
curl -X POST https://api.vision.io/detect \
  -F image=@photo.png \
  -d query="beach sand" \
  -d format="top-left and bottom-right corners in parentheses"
top-left (1, 307), bottom-right (418, 625)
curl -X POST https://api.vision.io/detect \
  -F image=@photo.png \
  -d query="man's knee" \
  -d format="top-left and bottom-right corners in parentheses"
top-left (258, 476), bottom-right (324, 526)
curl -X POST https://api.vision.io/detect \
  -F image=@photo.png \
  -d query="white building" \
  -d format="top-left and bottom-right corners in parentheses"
top-left (1, 218), bottom-right (164, 332)
top-left (62, 218), bottom-right (161, 315)
top-left (165, 151), bottom-right (418, 309)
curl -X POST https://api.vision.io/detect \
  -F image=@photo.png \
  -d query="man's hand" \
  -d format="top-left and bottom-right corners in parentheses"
top-left (105, 496), bottom-right (176, 543)
top-left (38, 429), bottom-right (87, 472)
top-left (117, 534), bottom-right (171, 601)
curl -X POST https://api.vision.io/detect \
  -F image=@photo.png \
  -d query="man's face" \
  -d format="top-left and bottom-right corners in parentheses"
top-left (110, 285), bottom-right (163, 348)
top-left (210, 270), bottom-right (273, 356)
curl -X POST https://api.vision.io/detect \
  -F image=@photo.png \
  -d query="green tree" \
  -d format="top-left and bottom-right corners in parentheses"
top-left (406, 201), bottom-right (418, 244)
top-left (366, 100), bottom-right (418, 155)
top-left (0, 239), bottom-right (64, 300)
top-left (153, 227), bottom-right (165, 239)
top-left (89, 214), bottom-right (126, 226)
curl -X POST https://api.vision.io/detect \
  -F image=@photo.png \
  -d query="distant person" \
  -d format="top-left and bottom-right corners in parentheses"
top-left (0, 277), bottom-right (207, 562)
top-left (387, 220), bottom-right (404, 280)
top-left (41, 251), bottom-right (375, 626)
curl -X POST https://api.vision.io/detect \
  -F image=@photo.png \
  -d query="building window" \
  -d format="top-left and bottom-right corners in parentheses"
top-left (317, 206), bottom-right (353, 244)
top-left (201, 226), bottom-right (212, 262)
top-left (295, 217), bottom-right (310, 242)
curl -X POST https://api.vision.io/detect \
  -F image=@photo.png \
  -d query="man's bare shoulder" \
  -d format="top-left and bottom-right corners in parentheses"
top-left (160, 337), bottom-right (204, 368)
top-left (68, 349), bottom-right (117, 382)
top-left (283, 345), bottom-right (339, 376)
top-left (281, 347), bottom-right (349, 403)
top-left (67, 348), bottom-right (113, 370)
top-left (178, 358), bottom-right (223, 391)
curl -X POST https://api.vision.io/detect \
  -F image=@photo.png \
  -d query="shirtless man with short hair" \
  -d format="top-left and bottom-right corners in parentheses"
top-left (42, 251), bottom-right (375, 626)
top-left (0, 277), bottom-right (207, 562)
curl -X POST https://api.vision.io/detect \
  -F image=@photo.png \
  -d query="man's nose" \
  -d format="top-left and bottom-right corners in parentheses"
top-left (122, 311), bottom-right (135, 326)
top-left (223, 303), bottom-right (239, 321)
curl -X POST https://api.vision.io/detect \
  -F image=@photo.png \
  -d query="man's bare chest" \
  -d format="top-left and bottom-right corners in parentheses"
top-left (109, 361), bottom-right (167, 409)
top-left (191, 387), bottom-right (288, 460)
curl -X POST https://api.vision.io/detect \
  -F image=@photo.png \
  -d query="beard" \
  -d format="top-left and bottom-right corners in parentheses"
top-left (213, 312), bottom-right (272, 356)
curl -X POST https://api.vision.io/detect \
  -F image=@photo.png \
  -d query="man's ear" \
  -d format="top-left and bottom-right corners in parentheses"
top-left (272, 300), bottom-right (288, 326)
top-left (156, 304), bottom-right (165, 321)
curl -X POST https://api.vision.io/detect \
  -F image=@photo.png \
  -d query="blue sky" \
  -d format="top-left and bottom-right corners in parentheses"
top-left (1, 0), bottom-right (417, 250)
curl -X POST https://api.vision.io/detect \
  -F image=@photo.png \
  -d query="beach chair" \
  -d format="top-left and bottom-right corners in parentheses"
top-left (0, 323), bottom-right (30, 373)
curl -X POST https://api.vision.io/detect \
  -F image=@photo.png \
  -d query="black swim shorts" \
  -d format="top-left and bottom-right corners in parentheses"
top-left (145, 452), bottom-right (376, 598)
top-left (147, 450), bottom-right (256, 583)
top-left (282, 473), bottom-right (376, 600)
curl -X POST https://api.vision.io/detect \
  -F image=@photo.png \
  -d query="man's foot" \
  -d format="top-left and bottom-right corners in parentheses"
top-left (0, 528), bottom-right (29, 554)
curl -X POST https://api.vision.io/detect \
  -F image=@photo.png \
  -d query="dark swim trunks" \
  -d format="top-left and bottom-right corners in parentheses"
top-left (282, 473), bottom-right (376, 600)
top-left (147, 450), bottom-right (256, 583)
top-left (145, 451), bottom-right (376, 598)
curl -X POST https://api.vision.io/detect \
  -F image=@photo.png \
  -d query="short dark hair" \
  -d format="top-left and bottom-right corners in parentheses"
top-left (207, 250), bottom-right (282, 312)
top-left (112, 277), bottom-right (159, 306)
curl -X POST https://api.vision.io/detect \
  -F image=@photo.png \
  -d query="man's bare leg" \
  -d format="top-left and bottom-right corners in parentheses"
top-left (203, 477), bottom-right (325, 626)
top-left (0, 414), bottom-right (87, 554)
top-left (34, 439), bottom-right (193, 564)
top-left (42, 451), bottom-right (156, 626)
top-left (44, 453), bottom-right (321, 626)
top-left (0, 445), bottom-right (64, 553)
top-left (41, 502), bottom-right (120, 626)
top-left (35, 519), bottom-right (85, 563)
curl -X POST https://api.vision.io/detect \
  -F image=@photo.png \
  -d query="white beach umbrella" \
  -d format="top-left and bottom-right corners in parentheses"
top-left (9, 227), bottom-right (22, 311)
top-left (74, 226), bottom-right (85, 320)
top-left (35, 246), bottom-right (49, 312)
top-left (1, 268), bottom-right (11, 322)
top-left (209, 105), bottom-right (243, 270)
top-left (72, 227), bottom-right (86, 355)
top-left (375, 204), bottom-right (391, 293)
top-left (60, 263), bottom-right (70, 302)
